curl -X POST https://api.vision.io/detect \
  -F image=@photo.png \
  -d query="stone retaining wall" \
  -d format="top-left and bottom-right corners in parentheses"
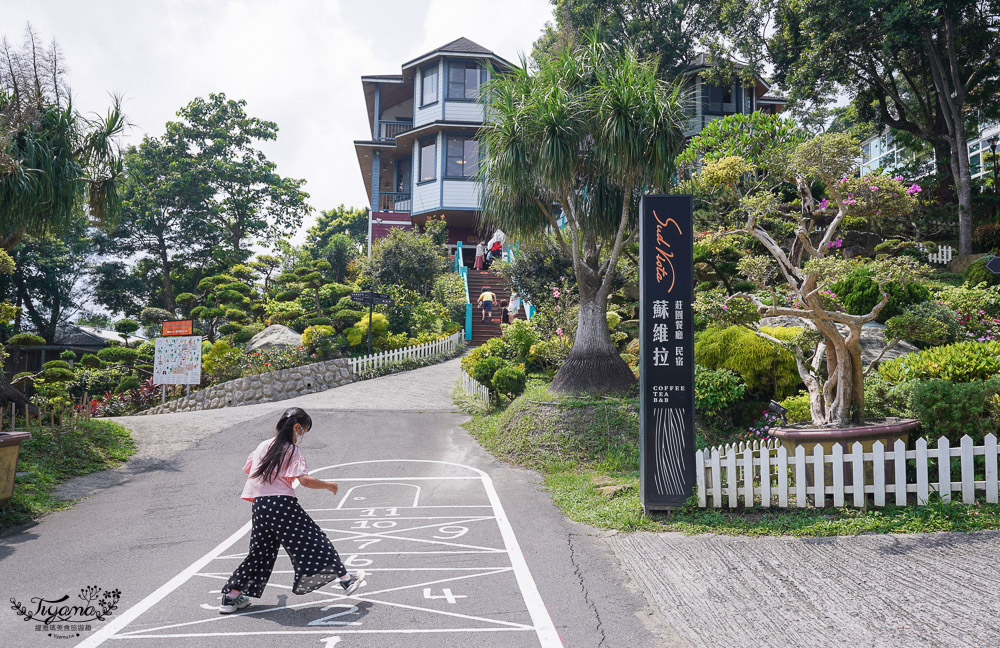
top-left (139, 358), bottom-right (353, 415)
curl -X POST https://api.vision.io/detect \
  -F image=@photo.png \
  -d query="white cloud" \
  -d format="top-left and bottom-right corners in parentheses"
top-left (0, 0), bottom-right (554, 242)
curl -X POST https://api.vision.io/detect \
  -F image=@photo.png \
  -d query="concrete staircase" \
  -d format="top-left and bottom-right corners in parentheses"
top-left (466, 269), bottom-right (524, 347)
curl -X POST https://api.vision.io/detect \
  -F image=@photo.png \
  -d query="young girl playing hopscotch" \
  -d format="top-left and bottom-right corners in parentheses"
top-left (219, 407), bottom-right (367, 613)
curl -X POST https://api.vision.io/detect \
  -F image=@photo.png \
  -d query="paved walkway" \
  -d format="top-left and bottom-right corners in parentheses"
top-left (610, 529), bottom-right (1000, 647)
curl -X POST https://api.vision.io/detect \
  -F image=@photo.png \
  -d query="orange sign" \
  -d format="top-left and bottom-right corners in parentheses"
top-left (161, 320), bottom-right (193, 336)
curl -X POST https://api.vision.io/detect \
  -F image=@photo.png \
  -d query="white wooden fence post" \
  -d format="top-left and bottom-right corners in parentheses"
top-left (795, 445), bottom-right (807, 508)
top-left (873, 441), bottom-right (886, 507)
top-left (916, 437), bottom-right (929, 505)
top-left (986, 433), bottom-right (999, 504)
top-left (711, 449), bottom-right (722, 509)
top-left (832, 444), bottom-right (845, 507)
top-left (696, 449), bottom-right (706, 508)
top-left (776, 446), bottom-right (788, 508)
top-left (852, 442), bottom-right (865, 508)
top-left (742, 447), bottom-right (754, 507)
top-left (894, 439), bottom-right (908, 506)
top-left (813, 444), bottom-right (826, 508)
top-left (725, 447), bottom-right (738, 508)
top-left (937, 436), bottom-right (951, 502)
top-left (960, 435), bottom-right (974, 504)
top-left (760, 446), bottom-right (771, 508)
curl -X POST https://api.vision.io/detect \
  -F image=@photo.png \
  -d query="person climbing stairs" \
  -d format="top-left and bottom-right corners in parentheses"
top-left (466, 269), bottom-right (525, 347)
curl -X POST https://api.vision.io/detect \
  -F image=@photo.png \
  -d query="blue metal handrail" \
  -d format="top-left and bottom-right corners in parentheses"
top-left (454, 241), bottom-right (473, 340)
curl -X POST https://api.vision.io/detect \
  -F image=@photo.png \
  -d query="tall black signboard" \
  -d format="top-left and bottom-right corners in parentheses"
top-left (639, 195), bottom-right (696, 511)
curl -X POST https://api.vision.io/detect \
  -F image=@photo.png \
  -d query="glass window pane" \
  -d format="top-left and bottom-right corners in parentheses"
top-left (464, 139), bottom-right (478, 176)
top-left (465, 66), bottom-right (479, 99)
top-left (446, 136), bottom-right (464, 176)
top-left (420, 140), bottom-right (436, 182)
top-left (422, 66), bottom-right (438, 105)
top-left (971, 153), bottom-right (981, 175)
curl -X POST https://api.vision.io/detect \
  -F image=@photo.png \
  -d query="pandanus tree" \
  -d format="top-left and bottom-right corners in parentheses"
top-left (689, 122), bottom-right (927, 426)
top-left (479, 35), bottom-right (686, 395)
top-left (0, 28), bottom-right (125, 407)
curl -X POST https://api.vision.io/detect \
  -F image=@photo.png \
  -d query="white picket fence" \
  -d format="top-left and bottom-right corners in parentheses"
top-left (349, 330), bottom-right (463, 376)
top-left (461, 371), bottom-right (491, 402)
top-left (917, 243), bottom-right (954, 265)
top-left (696, 434), bottom-right (1000, 509)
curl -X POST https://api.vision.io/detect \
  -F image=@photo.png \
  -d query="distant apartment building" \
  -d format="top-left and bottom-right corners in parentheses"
top-left (860, 121), bottom-right (1000, 179)
top-left (354, 41), bottom-right (788, 260)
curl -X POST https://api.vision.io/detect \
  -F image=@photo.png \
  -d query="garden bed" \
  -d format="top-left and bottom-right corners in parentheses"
top-left (0, 420), bottom-right (135, 533)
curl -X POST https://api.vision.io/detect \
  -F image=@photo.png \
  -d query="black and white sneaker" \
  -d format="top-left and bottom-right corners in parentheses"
top-left (219, 593), bottom-right (251, 614)
top-left (339, 571), bottom-right (367, 595)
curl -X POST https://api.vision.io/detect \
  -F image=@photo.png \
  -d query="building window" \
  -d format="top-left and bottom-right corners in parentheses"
top-left (445, 135), bottom-right (478, 178)
top-left (418, 136), bottom-right (436, 183)
top-left (704, 83), bottom-right (738, 116)
top-left (447, 61), bottom-right (481, 100)
top-left (421, 64), bottom-right (438, 106)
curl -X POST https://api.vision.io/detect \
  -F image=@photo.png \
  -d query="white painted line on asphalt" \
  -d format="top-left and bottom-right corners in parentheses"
top-left (83, 459), bottom-right (561, 647)
top-left (313, 515), bottom-right (497, 521)
top-left (308, 505), bottom-right (493, 511)
top-left (74, 519), bottom-right (253, 648)
top-left (109, 627), bottom-right (534, 639)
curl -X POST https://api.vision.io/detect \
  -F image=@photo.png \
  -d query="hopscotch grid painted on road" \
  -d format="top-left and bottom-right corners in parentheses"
top-left (77, 459), bottom-right (562, 647)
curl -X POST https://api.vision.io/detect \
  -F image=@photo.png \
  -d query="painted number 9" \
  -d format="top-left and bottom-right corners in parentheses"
top-left (433, 525), bottom-right (468, 540)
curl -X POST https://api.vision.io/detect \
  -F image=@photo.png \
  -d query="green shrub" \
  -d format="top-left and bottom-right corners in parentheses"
top-left (332, 309), bottom-right (364, 331)
top-left (115, 377), bottom-right (141, 393)
top-left (863, 373), bottom-right (917, 419)
top-left (203, 339), bottom-right (242, 383)
top-left (218, 322), bottom-right (242, 336)
top-left (319, 283), bottom-right (354, 311)
top-left (830, 268), bottom-right (930, 322)
top-left (302, 325), bottom-right (337, 358)
top-left (840, 215), bottom-right (868, 231)
top-left (6, 333), bottom-right (45, 346)
top-left (305, 316), bottom-right (332, 328)
top-left (972, 223), bottom-right (1000, 253)
top-left (59, 349), bottom-right (77, 362)
top-left (883, 301), bottom-right (963, 348)
top-left (694, 365), bottom-right (746, 417)
top-left (80, 354), bottom-right (103, 369)
top-left (528, 336), bottom-right (572, 374)
top-left (963, 255), bottom-right (1000, 287)
top-left (461, 337), bottom-right (515, 375)
top-left (345, 313), bottom-right (389, 347)
top-left (910, 378), bottom-right (1000, 444)
top-left (694, 325), bottom-right (803, 400)
top-left (471, 356), bottom-right (507, 389)
top-left (42, 360), bottom-right (70, 370)
top-left (500, 319), bottom-right (539, 361)
top-left (432, 273), bottom-right (469, 324)
top-left (491, 365), bottom-right (527, 400)
top-left (232, 323), bottom-right (264, 345)
top-left (334, 296), bottom-right (365, 311)
top-left (877, 340), bottom-right (1000, 385)
top-left (98, 346), bottom-right (140, 365)
top-left (778, 391), bottom-right (812, 423)
top-left (934, 283), bottom-right (1000, 319)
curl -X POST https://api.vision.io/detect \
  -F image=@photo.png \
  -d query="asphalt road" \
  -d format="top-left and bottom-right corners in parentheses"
top-left (0, 359), bottom-right (668, 648)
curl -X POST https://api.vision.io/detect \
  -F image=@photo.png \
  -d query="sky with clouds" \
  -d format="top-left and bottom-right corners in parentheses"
top-left (0, 0), bottom-right (555, 241)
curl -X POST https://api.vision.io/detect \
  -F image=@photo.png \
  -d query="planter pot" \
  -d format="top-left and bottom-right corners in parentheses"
top-left (771, 419), bottom-right (920, 488)
top-left (0, 430), bottom-right (31, 508)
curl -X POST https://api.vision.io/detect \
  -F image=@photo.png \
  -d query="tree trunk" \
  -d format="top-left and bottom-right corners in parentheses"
top-left (550, 274), bottom-right (635, 395)
top-left (157, 235), bottom-right (176, 314)
top-left (953, 126), bottom-right (974, 256)
top-left (932, 127), bottom-right (955, 205)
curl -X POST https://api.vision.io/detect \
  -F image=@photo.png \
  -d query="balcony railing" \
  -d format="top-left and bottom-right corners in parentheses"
top-left (378, 192), bottom-right (411, 212)
top-left (377, 120), bottom-right (412, 141)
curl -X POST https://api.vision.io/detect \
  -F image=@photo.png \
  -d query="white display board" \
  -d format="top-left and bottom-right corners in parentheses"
top-left (153, 336), bottom-right (202, 385)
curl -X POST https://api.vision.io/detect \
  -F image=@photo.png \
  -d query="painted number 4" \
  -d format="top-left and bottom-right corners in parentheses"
top-left (423, 588), bottom-right (466, 604)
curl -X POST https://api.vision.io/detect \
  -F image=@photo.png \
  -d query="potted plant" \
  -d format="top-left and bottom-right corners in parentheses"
top-left (688, 117), bottom-right (926, 458)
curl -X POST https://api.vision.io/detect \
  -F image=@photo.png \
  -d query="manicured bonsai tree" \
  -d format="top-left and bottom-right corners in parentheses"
top-left (113, 318), bottom-right (141, 345)
top-left (690, 124), bottom-right (926, 426)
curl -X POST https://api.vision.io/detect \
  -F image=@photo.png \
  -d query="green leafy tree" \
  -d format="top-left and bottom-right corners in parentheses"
top-left (113, 318), bottom-right (140, 345)
top-left (479, 36), bottom-right (686, 394)
top-left (306, 205), bottom-right (368, 251)
top-left (165, 93), bottom-right (311, 259)
top-left (703, 0), bottom-right (1000, 256)
top-left (364, 227), bottom-right (449, 297)
top-left (533, 0), bottom-right (709, 80)
top-left (277, 259), bottom-right (333, 317)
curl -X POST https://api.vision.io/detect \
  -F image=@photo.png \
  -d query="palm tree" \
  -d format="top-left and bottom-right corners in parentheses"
top-left (0, 28), bottom-right (126, 408)
top-left (479, 35), bottom-right (686, 395)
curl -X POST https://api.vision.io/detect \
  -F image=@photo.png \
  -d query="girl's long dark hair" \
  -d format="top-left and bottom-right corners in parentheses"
top-left (251, 407), bottom-right (312, 483)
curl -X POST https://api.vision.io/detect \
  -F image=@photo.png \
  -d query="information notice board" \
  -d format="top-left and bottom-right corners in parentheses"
top-left (153, 335), bottom-right (202, 385)
top-left (639, 194), bottom-right (695, 511)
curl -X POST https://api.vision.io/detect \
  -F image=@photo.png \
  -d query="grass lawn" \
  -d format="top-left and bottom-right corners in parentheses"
top-left (0, 420), bottom-right (135, 532)
top-left (454, 377), bottom-right (1000, 536)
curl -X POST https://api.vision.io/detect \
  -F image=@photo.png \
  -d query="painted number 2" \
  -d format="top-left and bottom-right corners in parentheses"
top-left (308, 604), bottom-right (362, 626)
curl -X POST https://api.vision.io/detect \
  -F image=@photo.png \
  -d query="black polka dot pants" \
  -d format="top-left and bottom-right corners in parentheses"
top-left (222, 495), bottom-right (348, 598)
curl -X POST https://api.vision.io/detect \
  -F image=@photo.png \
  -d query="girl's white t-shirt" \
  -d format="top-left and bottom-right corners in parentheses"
top-left (240, 438), bottom-right (308, 501)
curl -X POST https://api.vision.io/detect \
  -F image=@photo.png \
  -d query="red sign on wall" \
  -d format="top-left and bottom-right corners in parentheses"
top-left (161, 320), bottom-right (194, 336)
